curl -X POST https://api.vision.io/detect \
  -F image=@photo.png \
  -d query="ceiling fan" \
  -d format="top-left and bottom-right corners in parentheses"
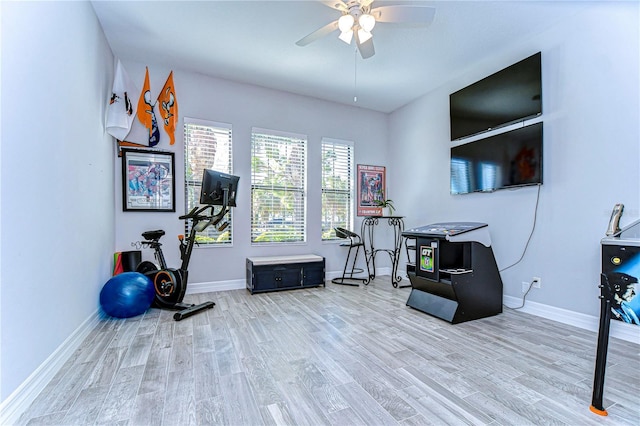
top-left (296, 0), bottom-right (436, 59)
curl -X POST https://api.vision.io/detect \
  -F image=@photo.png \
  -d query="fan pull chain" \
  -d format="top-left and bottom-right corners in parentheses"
top-left (353, 48), bottom-right (358, 103)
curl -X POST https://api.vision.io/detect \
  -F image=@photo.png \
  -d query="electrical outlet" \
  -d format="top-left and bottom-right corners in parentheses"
top-left (522, 278), bottom-right (541, 292)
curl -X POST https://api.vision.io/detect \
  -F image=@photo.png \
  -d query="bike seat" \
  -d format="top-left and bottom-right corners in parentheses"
top-left (141, 229), bottom-right (165, 241)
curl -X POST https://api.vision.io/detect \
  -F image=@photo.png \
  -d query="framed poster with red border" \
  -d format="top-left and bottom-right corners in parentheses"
top-left (357, 164), bottom-right (385, 216)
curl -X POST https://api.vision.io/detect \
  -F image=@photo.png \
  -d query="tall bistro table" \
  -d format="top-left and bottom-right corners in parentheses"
top-left (361, 216), bottom-right (409, 288)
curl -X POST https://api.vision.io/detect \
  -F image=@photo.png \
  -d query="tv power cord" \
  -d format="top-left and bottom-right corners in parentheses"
top-left (504, 279), bottom-right (535, 310)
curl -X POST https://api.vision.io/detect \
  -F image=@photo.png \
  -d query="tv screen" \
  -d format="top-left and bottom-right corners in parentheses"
top-left (200, 169), bottom-right (240, 206)
top-left (450, 52), bottom-right (542, 141)
top-left (450, 122), bottom-right (543, 195)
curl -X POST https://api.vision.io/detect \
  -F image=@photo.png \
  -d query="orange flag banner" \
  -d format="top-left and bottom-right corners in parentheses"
top-left (137, 67), bottom-right (153, 129)
top-left (158, 71), bottom-right (178, 145)
top-left (136, 67), bottom-right (160, 147)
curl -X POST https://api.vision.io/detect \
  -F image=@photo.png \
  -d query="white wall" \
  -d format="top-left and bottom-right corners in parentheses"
top-left (389, 2), bottom-right (640, 318)
top-left (0, 2), bottom-right (115, 401)
top-left (114, 63), bottom-right (389, 284)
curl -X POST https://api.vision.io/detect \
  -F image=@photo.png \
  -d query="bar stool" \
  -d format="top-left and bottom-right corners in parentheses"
top-left (332, 227), bottom-right (370, 286)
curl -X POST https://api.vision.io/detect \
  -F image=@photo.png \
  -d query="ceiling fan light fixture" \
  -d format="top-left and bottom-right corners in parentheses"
top-left (359, 13), bottom-right (376, 32)
top-left (357, 28), bottom-right (373, 43)
top-left (338, 14), bottom-right (355, 32)
top-left (339, 29), bottom-right (353, 44)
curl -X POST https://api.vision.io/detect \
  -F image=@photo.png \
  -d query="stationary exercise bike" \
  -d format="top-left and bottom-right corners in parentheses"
top-left (136, 169), bottom-right (239, 321)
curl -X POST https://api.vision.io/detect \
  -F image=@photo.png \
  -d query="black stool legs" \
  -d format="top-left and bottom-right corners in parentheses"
top-left (332, 227), bottom-right (370, 286)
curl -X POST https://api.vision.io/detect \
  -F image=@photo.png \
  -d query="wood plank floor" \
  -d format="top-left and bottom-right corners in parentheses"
top-left (17, 278), bottom-right (640, 425)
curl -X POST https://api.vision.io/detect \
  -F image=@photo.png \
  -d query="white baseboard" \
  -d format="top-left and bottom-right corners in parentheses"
top-left (325, 267), bottom-right (393, 282)
top-left (185, 278), bottom-right (246, 294)
top-left (0, 309), bottom-right (101, 426)
top-left (503, 295), bottom-right (639, 345)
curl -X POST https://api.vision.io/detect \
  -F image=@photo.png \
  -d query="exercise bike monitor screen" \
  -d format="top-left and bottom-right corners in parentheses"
top-left (200, 169), bottom-right (240, 206)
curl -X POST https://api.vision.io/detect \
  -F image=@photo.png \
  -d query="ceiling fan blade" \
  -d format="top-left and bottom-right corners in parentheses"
top-left (296, 20), bottom-right (339, 46)
top-left (320, 0), bottom-right (348, 12)
top-left (356, 33), bottom-right (375, 59)
top-left (370, 5), bottom-right (436, 25)
top-left (360, 0), bottom-right (375, 8)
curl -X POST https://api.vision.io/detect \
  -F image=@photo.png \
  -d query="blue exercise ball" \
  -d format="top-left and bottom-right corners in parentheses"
top-left (100, 272), bottom-right (155, 318)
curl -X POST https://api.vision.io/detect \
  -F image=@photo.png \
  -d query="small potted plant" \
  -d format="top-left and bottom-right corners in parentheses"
top-left (374, 190), bottom-right (395, 216)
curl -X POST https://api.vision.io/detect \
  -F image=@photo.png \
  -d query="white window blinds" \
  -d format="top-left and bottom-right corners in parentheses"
top-left (184, 118), bottom-right (233, 245)
top-left (251, 128), bottom-right (307, 244)
top-left (321, 138), bottom-right (354, 240)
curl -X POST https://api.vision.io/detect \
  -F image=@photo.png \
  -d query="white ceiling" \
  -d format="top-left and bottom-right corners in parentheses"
top-left (91, 0), bottom-right (588, 113)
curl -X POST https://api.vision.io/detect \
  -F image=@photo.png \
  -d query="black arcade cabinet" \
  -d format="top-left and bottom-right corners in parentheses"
top-left (402, 222), bottom-right (503, 324)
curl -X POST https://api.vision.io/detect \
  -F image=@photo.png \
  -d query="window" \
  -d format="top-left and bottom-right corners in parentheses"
top-left (184, 118), bottom-right (233, 245)
top-left (251, 128), bottom-right (307, 244)
top-left (321, 138), bottom-right (354, 240)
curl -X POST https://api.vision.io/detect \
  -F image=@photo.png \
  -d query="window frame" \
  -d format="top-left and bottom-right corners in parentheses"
top-left (321, 138), bottom-right (355, 241)
top-left (183, 117), bottom-right (234, 246)
top-left (250, 127), bottom-right (307, 245)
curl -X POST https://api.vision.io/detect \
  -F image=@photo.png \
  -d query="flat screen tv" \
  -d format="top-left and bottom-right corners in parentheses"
top-left (450, 122), bottom-right (543, 195)
top-left (200, 169), bottom-right (240, 206)
top-left (450, 52), bottom-right (542, 141)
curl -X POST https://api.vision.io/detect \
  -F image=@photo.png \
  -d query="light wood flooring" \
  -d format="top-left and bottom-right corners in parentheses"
top-left (17, 277), bottom-right (640, 425)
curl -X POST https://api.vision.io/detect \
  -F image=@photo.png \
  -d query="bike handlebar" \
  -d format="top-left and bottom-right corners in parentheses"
top-left (179, 205), bottom-right (214, 223)
top-left (178, 206), bottom-right (202, 220)
top-left (178, 204), bottom-right (229, 234)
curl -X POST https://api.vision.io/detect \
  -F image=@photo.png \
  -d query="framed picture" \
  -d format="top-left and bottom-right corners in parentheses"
top-left (122, 148), bottom-right (175, 212)
top-left (357, 164), bottom-right (385, 216)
